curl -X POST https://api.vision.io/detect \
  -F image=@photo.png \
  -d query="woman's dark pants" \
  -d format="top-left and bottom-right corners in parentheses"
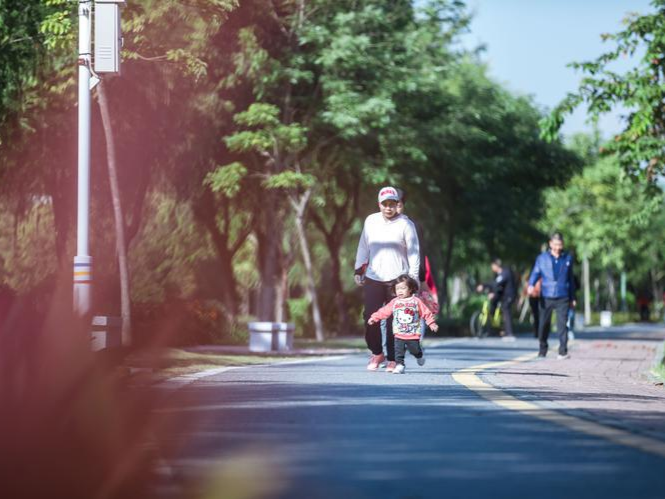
top-left (363, 278), bottom-right (395, 361)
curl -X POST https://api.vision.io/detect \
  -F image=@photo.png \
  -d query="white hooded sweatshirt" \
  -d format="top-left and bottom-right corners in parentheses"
top-left (354, 212), bottom-right (420, 283)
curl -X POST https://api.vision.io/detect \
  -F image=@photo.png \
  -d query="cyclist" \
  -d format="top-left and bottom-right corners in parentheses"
top-left (476, 258), bottom-right (516, 340)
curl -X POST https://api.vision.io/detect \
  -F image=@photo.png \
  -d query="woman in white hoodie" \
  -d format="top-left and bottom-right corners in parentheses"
top-left (354, 186), bottom-right (420, 372)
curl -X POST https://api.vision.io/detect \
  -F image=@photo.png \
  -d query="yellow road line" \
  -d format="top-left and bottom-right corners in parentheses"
top-left (452, 353), bottom-right (665, 459)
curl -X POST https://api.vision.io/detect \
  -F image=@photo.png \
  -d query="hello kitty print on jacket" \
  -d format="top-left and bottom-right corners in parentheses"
top-left (369, 296), bottom-right (436, 340)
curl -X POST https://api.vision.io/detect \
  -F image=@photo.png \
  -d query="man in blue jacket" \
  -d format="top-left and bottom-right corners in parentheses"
top-left (527, 233), bottom-right (576, 359)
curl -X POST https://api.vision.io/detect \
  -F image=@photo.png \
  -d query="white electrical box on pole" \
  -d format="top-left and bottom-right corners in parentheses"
top-left (94, 0), bottom-right (125, 74)
top-left (74, 1), bottom-right (93, 317)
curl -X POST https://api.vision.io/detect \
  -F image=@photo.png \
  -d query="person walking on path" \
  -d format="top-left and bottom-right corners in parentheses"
top-left (368, 275), bottom-right (438, 374)
top-left (355, 186), bottom-right (420, 372)
top-left (395, 188), bottom-right (439, 340)
top-left (477, 259), bottom-right (516, 340)
top-left (528, 277), bottom-right (542, 338)
top-left (527, 232), bottom-right (576, 359)
top-left (395, 189), bottom-right (427, 284)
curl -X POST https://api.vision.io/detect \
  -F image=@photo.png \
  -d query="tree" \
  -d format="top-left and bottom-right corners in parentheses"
top-left (540, 144), bottom-right (665, 313)
top-left (96, 81), bottom-right (131, 345)
top-left (542, 0), bottom-right (665, 183)
top-left (0, 0), bottom-right (76, 265)
top-left (211, 0), bottom-right (425, 335)
top-left (384, 52), bottom-right (580, 312)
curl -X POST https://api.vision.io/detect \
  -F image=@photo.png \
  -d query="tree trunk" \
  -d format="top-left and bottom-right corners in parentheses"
top-left (308, 175), bottom-right (360, 336)
top-left (451, 275), bottom-right (463, 307)
top-left (440, 227), bottom-right (455, 318)
top-left (650, 268), bottom-right (662, 318)
top-left (97, 81), bottom-right (131, 346)
top-left (276, 260), bottom-right (288, 323)
top-left (606, 270), bottom-right (617, 311)
top-left (47, 166), bottom-right (72, 267)
top-left (196, 204), bottom-right (238, 315)
top-left (329, 243), bottom-right (350, 336)
top-left (256, 191), bottom-right (282, 322)
top-left (620, 271), bottom-right (627, 312)
top-left (291, 190), bottom-right (324, 341)
top-left (257, 231), bottom-right (279, 321)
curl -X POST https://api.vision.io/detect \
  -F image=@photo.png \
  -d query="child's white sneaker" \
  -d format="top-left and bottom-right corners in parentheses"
top-left (417, 355), bottom-right (426, 366)
top-left (392, 364), bottom-right (405, 374)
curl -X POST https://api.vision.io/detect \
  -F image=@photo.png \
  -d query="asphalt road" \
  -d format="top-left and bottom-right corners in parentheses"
top-left (155, 337), bottom-right (665, 499)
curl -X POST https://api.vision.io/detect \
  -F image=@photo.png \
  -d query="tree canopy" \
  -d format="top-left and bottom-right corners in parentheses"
top-left (542, 0), bottom-right (665, 184)
top-left (0, 0), bottom-right (623, 341)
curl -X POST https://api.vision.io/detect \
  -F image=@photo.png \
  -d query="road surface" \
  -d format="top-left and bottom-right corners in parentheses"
top-left (154, 332), bottom-right (665, 499)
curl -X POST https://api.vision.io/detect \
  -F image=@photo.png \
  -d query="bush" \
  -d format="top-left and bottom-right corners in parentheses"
top-left (316, 287), bottom-right (364, 337)
top-left (133, 299), bottom-right (230, 346)
top-left (454, 294), bottom-right (487, 321)
top-left (287, 297), bottom-right (311, 337)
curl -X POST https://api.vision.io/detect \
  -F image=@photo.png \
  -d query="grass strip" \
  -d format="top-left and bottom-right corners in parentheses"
top-left (126, 348), bottom-right (300, 382)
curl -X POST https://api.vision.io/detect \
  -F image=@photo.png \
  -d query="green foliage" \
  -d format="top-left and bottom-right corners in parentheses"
top-left (0, 200), bottom-right (57, 292)
top-left (264, 171), bottom-right (315, 190)
top-left (542, 1), bottom-right (665, 182)
top-left (39, 0), bottom-right (74, 50)
top-left (129, 192), bottom-right (215, 303)
top-left (205, 163), bottom-right (248, 198)
top-left (541, 143), bottom-right (665, 300)
top-left (0, 0), bottom-right (74, 135)
top-left (4, 0), bottom-right (660, 338)
top-left (224, 103), bottom-right (307, 158)
top-left (123, 0), bottom-right (237, 79)
top-left (287, 297), bottom-right (311, 337)
top-left (541, 152), bottom-right (663, 270)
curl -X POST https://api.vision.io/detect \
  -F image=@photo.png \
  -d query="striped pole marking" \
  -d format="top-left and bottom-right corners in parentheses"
top-left (74, 262), bottom-right (92, 284)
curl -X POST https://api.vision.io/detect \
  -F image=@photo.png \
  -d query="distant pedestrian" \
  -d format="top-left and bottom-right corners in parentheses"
top-left (354, 187), bottom-right (420, 372)
top-left (637, 291), bottom-right (652, 321)
top-left (527, 232), bottom-right (576, 359)
top-left (528, 278), bottom-right (542, 338)
top-left (477, 258), bottom-right (516, 340)
top-left (368, 275), bottom-right (438, 374)
top-left (395, 189), bottom-right (426, 284)
top-left (395, 188), bottom-right (439, 340)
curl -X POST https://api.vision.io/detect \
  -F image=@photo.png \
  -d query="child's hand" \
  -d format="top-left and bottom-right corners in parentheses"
top-left (429, 323), bottom-right (439, 333)
top-left (367, 317), bottom-right (376, 325)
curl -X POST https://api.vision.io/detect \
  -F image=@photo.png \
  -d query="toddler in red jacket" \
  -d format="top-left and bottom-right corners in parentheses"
top-left (368, 274), bottom-right (438, 374)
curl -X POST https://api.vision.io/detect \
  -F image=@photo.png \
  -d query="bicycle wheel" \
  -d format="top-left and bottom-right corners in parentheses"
top-left (470, 310), bottom-right (483, 337)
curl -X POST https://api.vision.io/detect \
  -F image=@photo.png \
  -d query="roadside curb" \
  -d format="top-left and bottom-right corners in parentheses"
top-left (155, 336), bottom-right (468, 392)
top-left (155, 355), bottom-right (350, 392)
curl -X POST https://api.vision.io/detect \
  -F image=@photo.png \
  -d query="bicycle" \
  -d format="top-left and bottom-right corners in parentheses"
top-left (469, 297), bottom-right (502, 337)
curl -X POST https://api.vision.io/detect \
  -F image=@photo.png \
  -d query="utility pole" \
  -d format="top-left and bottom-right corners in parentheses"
top-left (73, 1), bottom-right (93, 316)
top-left (74, 0), bottom-right (124, 319)
top-left (583, 255), bottom-right (591, 325)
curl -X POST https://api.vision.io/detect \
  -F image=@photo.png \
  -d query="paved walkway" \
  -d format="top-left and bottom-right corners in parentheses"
top-left (486, 323), bottom-right (665, 439)
top-left (153, 326), bottom-right (665, 499)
